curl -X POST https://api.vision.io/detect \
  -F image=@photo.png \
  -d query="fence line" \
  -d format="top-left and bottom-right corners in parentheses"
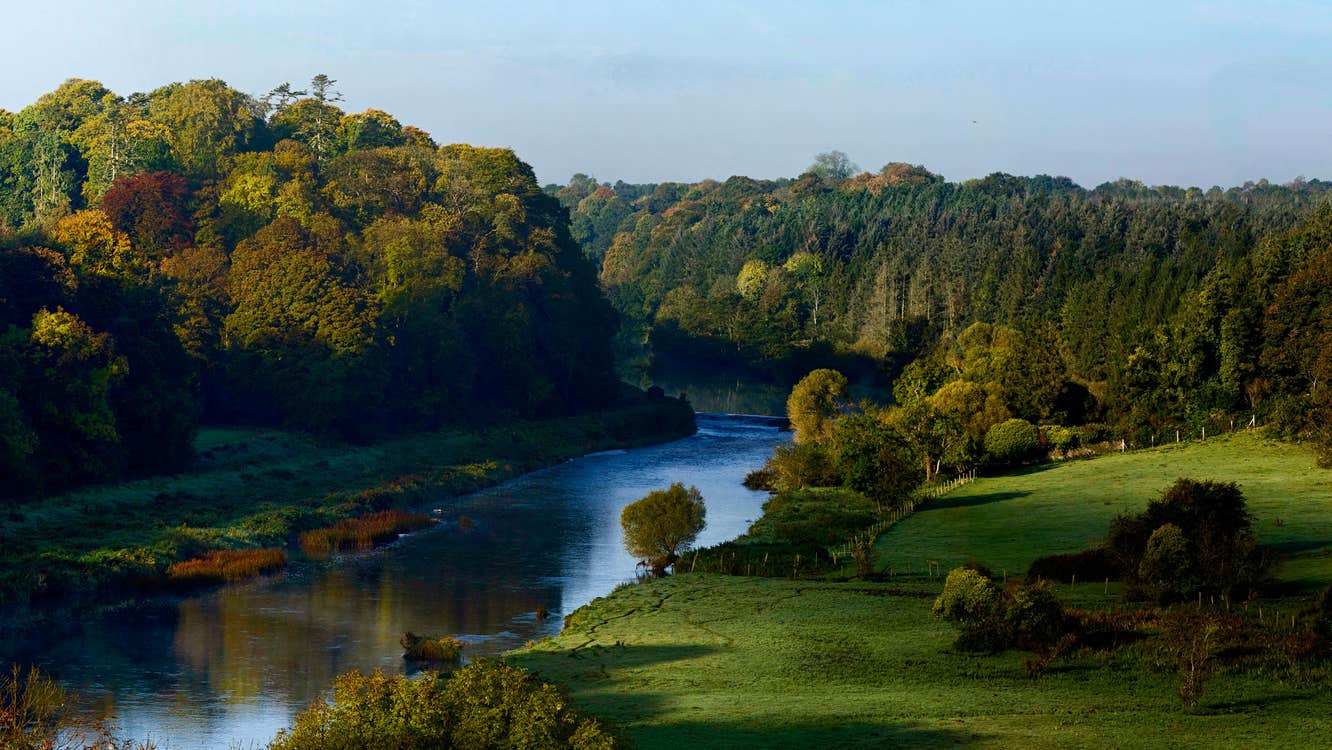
top-left (828, 470), bottom-right (977, 562)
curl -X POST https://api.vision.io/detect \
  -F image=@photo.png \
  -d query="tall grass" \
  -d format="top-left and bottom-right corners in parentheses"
top-left (298, 510), bottom-right (432, 556)
top-left (166, 548), bottom-right (288, 584)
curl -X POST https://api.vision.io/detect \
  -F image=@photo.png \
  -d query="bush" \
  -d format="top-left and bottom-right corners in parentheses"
top-left (935, 569), bottom-right (1069, 654)
top-left (1137, 523), bottom-right (1195, 600)
top-left (1110, 479), bottom-right (1270, 600)
top-left (271, 661), bottom-right (618, 750)
top-left (932, 568), bottom-right (1007, 651)
top-left (1, 664), bottom-right (67, 750)
top-left (401, 632), bottom-right (464, 666)
top-left (983, 418), bottom-right (1040, 465)
top-left (1043, 425), bottom-right (1080, 452)
top-left (1005, 580), bottom-right (1065, 649)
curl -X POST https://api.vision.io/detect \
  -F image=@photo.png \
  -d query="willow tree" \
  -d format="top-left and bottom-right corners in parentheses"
top-left (620, 483), bottom-right (707, 575)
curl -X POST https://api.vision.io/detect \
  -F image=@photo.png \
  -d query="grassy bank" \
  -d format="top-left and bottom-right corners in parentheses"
top-left (507, 430), bottom-right (1332, 748)
top-left (0, 396), bottom-right (694, 611)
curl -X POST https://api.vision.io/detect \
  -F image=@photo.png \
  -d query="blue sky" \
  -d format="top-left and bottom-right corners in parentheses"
top-left (3, 1), bottom-right (1329, 187)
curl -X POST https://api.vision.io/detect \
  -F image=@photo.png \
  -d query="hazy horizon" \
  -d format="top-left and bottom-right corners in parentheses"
top-left (3, 1), bottom-right (1329, 189)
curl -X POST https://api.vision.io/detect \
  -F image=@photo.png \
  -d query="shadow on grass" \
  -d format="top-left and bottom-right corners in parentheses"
top-left (1267, 540), bottom-right (1332, 556)
top-left (511, 644), bottom-right (719, 679)
top-left (625, 715), bottom-right (983, 749)
top-left (923, 491), bottom-right (1030, 511)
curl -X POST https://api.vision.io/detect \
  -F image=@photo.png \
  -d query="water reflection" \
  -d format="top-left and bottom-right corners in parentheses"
top-left (2, 414), bottom-right (787, 749)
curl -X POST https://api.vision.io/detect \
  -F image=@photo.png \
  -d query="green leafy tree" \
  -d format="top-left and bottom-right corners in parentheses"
top-left (620, 483), bottom-right (707, 574)
top-left (828, 414), bottom-right (923, 511)
top-left (806, 150), bottom-right (858, 181)
top-left (786, 368), bottom-right (848, 443)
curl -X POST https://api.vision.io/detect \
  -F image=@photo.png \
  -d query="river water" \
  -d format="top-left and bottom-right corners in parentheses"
top-left (1, 413), bottom-right (787, 749)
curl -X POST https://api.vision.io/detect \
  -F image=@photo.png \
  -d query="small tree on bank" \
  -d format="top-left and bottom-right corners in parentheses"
top-left (620, 483), bottom-right (707, 575)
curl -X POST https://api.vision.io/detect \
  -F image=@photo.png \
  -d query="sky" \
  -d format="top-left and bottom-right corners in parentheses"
top-left (2, 0), bottom-right (1330, 188)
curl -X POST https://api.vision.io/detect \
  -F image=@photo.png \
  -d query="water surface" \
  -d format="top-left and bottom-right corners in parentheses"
top-left (1, 414), bottom-right (787, 748)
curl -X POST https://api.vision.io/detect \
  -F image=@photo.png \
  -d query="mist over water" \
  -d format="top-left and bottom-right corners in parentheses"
top-left (1, 414), bottom-right (788, 749)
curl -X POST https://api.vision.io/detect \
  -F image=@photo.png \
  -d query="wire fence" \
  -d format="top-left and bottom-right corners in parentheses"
top-left (827, 470), bottom-right (977, 563)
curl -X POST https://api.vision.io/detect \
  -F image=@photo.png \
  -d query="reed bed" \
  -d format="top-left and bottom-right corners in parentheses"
top-left (298, 510), bottom-right (432, 556)
top-left (166, 548), bottom-right (287, 584)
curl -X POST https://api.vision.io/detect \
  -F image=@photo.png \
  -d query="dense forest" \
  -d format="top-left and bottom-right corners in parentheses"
top-left (553, 161), bottom-right (1332, 454)
top-left (0, 76), bottom-right (619, 498)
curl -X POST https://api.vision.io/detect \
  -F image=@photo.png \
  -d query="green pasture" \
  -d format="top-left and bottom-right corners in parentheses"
top-left (878, 432), bottom-right (1332, 587)
top-left (512, 575), bottom-right (1332, 749)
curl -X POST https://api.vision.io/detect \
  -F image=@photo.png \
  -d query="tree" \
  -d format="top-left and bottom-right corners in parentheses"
top-left (828, 414), bottom-right (922, 511)
top-left (620, 483), bottom-right (707, 574)
top-left (786, 368), bottom-right (848, 443)
top-left (807, 150), bottom-right (858, 181)
top-left (736, 259), bottom-right (769, 302)
top-left (101, 171), bottom-right (193, 257)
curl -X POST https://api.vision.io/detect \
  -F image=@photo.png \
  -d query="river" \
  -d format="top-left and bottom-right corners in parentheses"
top-left (1, 413), bottom-right (788, 749)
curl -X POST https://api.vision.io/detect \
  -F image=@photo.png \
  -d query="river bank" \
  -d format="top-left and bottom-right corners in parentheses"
top-left (0, 394), bottom-right (695, 622)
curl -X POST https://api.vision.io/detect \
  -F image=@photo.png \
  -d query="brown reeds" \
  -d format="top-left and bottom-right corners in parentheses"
top-left (298, 510), bottom-right (432, 556)
top-left (166, 548), bottom-right (287, 584)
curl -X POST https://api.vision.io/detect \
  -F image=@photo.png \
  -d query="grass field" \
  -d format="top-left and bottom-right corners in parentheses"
top-left (877, 431), bottom-right (1332, 587)
top-left (509, 431), bottom-right (1332, 749)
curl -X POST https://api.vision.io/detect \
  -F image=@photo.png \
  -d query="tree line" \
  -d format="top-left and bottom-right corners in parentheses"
top-left (552, 158), bottom-right (1332, 454)
top-left (0, 76), bottom-right (620, 498)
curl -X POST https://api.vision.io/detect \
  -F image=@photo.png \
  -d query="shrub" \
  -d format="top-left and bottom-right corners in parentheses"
top-left (1043, 425), bottom-right (1079, 452)
top-left (1005, 580), bottom-right (1065, 649)
top-left (166, 548), bottom-right (287, 585)
top-left (1137, 523), bottom-right (1195, 600)
top-left (272, 662), bottom-right (618, 750)
top-left (1, 664), bottom-right (67, 750)
top-left (936, 569), bottom-right (1070, 655)
top-left (401, 632), bottom-right (464, 666)
top-left (932, 568), bottom-right (1007, 651)
top-left (983, 418), bottom-right (1040, 465)
top-left (1165, 616), bottom-right (1221, 710)
top-left (742, 464), bottom-right (777, 491)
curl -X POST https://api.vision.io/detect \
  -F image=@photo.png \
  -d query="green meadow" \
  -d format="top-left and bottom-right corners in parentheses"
top-left (877, 431), bottom-right (1332, 587)
top-left (511, 432), bottom-right (1332, 749)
